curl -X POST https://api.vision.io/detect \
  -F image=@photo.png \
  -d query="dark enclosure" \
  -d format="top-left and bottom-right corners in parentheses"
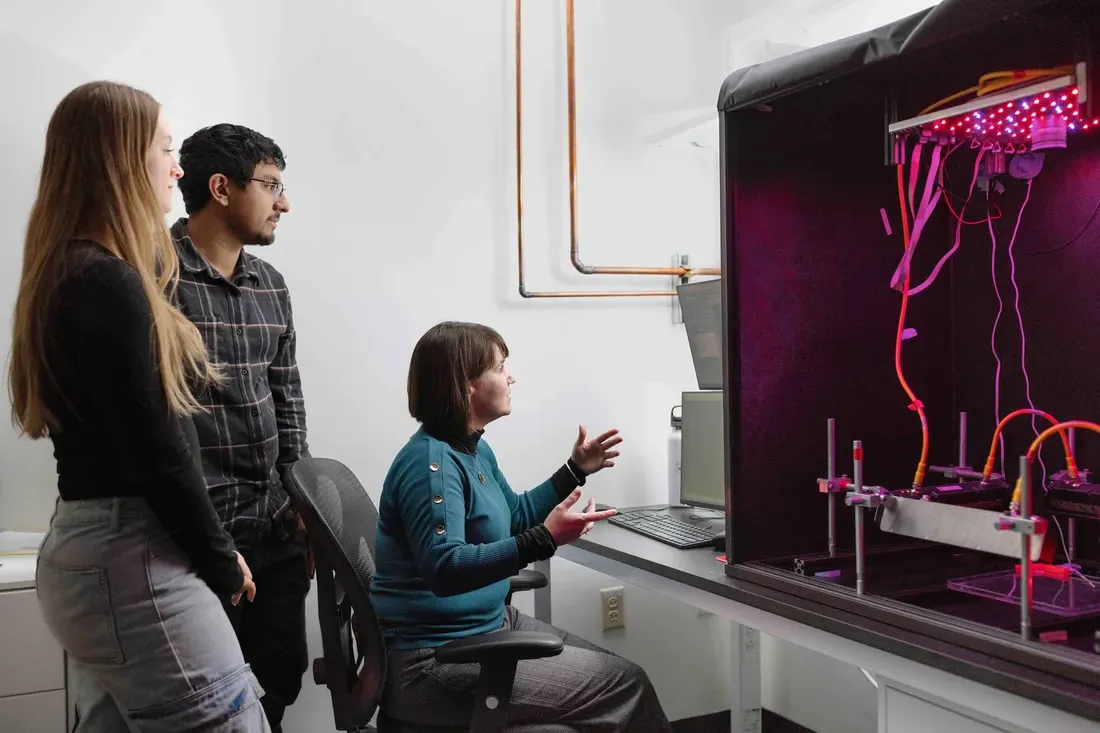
top-left (719, 0), bottom-right (1100, 716)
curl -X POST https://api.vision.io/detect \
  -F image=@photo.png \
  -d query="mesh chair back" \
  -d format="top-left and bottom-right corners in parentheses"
top-left (284, 457), bottom-right (386, 728)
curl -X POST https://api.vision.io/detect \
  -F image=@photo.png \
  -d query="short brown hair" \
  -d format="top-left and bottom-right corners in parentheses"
top-left (408, 321), bottom-right (509, 440)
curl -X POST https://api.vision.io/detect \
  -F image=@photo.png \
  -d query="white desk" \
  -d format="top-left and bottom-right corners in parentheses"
top-left (0, 532), bottom-right (69, 732)
top-left (550, 519), bottom-right (1100, 733)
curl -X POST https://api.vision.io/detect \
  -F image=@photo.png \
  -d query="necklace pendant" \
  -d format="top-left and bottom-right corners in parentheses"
top-left (478, 472), bottom-right (486, 484)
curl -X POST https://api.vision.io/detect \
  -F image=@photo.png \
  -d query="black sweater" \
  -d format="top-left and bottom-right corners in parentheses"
top-left (42, 243), bottom-right (242, 595)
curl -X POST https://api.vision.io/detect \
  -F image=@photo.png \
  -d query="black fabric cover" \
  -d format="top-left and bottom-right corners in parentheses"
top-left (717, 0), bottom-right (1066, 112)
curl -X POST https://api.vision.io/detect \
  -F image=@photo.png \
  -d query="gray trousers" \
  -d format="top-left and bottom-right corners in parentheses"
top-left (35, 497), bottom-right (270, 732)
top-left (381, 606), bottom-right (672, 732)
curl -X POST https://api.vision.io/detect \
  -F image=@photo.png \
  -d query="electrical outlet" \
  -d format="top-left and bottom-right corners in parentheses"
top-left (743, 627), bottom-right (759, 652)
top-left (600, 586), bottom-right (625, 631)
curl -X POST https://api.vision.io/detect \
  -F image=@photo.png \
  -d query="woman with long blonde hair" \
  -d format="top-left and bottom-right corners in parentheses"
top-left (9, 81), bottom-right (270, 732)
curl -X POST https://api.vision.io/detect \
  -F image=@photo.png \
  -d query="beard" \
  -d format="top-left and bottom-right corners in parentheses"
top-left (228, 212), bottom-right (277, 246)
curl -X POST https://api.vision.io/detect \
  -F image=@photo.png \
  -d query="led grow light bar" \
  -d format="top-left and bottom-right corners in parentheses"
top-left (889, 62), bottom-right (1091, 147)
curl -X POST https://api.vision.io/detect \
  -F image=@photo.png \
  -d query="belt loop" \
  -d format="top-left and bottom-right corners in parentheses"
top-left (110, 498), bottom-right (122, 533)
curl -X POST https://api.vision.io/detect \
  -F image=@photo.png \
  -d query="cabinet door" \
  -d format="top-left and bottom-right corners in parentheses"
top-left (0, 588), bottom-right (65, 697)
top-left (881, 684), bottom-right (1016, 733)
top-left (0, 689), bottom-right (68, 733)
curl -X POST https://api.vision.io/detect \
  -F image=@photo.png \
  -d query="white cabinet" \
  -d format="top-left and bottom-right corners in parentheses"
top-left (881, 684), bottom-right (1010, 733)
top-left (0, 534), bottom-right (69, 733)
top-left (0, 689), bottom-right (68, 732)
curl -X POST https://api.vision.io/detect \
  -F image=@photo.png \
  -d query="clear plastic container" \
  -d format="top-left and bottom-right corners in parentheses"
top-left (947, 569), bottom-right (1100, 618)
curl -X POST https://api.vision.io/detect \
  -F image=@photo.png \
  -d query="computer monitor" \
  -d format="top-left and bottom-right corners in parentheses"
top-left (676, 278), bottom-right (723, 390)
top-left (679, 390), bottom-right (725, 511)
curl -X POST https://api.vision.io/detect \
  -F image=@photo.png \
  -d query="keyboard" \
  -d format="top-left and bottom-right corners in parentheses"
top-left (607, 510), bottom-right (720, 549)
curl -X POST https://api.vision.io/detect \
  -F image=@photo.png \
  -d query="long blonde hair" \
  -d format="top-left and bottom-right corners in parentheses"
top-left (9, 81), bottom-right (218, 438)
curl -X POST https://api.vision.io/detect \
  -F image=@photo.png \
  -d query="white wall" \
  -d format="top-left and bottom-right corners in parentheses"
top-left (0, 1), bottom-right (897, 731)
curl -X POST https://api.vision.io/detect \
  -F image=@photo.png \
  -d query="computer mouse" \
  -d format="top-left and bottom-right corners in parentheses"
top-left (711, 532), bottom-right (726, 551)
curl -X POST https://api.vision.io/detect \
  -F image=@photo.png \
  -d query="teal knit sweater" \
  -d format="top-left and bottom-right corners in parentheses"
top-left (370, 428), bottom-right (580, 650)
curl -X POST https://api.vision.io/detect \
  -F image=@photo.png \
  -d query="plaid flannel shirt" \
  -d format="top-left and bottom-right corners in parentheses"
top-left (170, 218), bottom-right (309, 548)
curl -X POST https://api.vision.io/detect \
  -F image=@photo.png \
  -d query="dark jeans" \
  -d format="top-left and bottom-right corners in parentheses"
top-left (223, 538), bottom-right (311, 733)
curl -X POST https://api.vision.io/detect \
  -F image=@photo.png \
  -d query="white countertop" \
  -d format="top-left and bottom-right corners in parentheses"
top-left (0, 532), bottom-right (44, 591)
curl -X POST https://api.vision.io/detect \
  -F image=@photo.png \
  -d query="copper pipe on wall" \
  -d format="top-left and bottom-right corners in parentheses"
top-left (514, 0), bottom-right (715, 298)
top-left (563, 0), bottom-right (719, 280)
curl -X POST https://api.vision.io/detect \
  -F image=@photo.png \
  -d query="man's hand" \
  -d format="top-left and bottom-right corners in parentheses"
top-left (297, 514), bottom-right (315, 580)
top-left (231, 552), bottom-right (257, 606)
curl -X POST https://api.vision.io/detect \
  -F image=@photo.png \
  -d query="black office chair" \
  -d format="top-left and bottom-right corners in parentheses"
top-left (283, 457), bottom-right (563, 733)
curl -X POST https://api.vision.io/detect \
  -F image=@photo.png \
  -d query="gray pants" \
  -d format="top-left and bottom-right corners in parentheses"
top-left (382, 606), bottom-right (672, 732)
top-left (35, 497), bottom-right (270, 732)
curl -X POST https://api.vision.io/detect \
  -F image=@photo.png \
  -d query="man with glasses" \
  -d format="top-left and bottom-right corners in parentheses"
top-left (171, 124), bottom-right (309, 732)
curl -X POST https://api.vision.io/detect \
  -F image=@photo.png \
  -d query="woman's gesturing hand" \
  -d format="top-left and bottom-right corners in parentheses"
top-left (570, 426), bottom-right (623, 475)
top-left (544, 489), bottom-right (617, 546)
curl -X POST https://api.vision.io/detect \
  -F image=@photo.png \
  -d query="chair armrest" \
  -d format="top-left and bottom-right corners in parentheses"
top-left (434, 631), bottom-right (564, 664)
top-left (509, 569), bottom-right (548, 595)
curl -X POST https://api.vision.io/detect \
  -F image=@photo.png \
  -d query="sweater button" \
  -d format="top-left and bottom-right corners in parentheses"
top-left (435, 524), bottom-right (445, 534)
top-left (432, 495), bottom-right (443, 504)
top-left (429, 463), bottom-right (439, 472)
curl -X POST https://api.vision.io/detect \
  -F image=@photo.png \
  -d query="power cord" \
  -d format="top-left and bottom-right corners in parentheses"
top-left (1019, 197), bottom-right (1100, 255)
top-left (910, 145), bottom-right (986, 296)
top-left (988, 193), bottom-right (1007, 478)
top-left (1006, 179), bottom-right (1047, 488)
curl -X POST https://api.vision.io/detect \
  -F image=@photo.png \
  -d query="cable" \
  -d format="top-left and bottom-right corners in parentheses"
top-left (909, 147), bottom-right (985, 296)
top-left (919, 66), bottom-right (1075, 116)
top-left (1006, 180), bottom-right (1046, 488)
top-left (942, 189), bottom-right (1002, 225)
top-left (988, 199), bottom-right (1006, 478)
top-left (1019, 197), bottom-right (1100, 255)
top-left (982, 408), bottom-right (1076, 482)
top-left (938, 142), bottom-right (1001, 225)
top-left (920, 85), bottom-right (979, 116)
top-left (908, 143), bottom-right (923, 218)
top-left (1048, 517), bottom-right (1094, 585)
top-left (1020, 421), bottom-right (1100, 519)
top-left (891, 144), bottom-right (943, 293)
top-left (895, 163), bottom-right (929, 487)
top-left (976, 68), bottom-right (1072, 98)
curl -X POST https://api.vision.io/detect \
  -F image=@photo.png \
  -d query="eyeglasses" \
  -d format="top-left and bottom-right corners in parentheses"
top-left (250, 178), bottom-right (287, 199)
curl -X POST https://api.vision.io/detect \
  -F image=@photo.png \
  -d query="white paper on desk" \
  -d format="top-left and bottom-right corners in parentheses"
top-left (0, 531), bottom-right (45, 554)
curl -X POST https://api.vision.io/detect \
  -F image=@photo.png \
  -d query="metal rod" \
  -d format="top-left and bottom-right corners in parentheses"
top-left (958, 411), bottom-right (967, 468)
top-left (1067, 424), bottom-right (1079, 607)
top-left (928, 465), bottom-right (987, 481)
top-left (827, 418), bottom-right (836, 557)
top-left (1019, 455), bottom-right (1032, 641)
top-left (854, 440), bottom-right (865, 595)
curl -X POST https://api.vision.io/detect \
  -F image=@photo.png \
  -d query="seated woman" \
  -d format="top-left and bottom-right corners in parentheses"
top-left (371, 321), bottom-right (673, 731)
